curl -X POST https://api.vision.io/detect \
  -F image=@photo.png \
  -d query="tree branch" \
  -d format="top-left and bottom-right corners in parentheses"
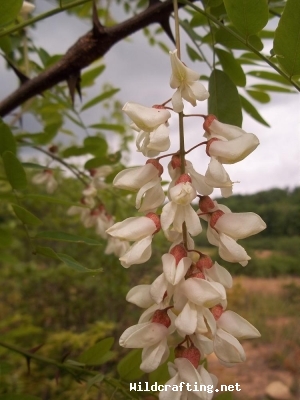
top-left (0, 0), bottom-right (195, 117)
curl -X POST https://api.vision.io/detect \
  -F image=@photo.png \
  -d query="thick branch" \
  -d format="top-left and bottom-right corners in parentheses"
top-left (0, 0), bottom-right (195, 117)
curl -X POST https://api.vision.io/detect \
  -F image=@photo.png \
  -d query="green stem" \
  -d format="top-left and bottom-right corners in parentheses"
top-left (0, 0), bottom-right (92, 39)
top-left (173, 0), bottom-right (181, 58)
top-left (180, 0), bottom-right (300, 91)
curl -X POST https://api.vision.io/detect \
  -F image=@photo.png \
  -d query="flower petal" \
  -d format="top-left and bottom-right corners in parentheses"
top-left (119, 322), bottom-right (168, 348)
top-left (217, 310), bottom-right (260, 339)
top-left (119, 236), bottom-right (152, 268)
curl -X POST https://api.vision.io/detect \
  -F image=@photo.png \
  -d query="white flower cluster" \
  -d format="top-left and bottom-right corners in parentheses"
top-left (106, 49), bottom-right (266, 398)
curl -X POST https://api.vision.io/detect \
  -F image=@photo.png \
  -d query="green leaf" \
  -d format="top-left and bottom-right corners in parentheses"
top-left (62, 146), bottom-right (89, 158)
top-left (79, 338), bottom-right (114, 365)
top-left (2, 151), bottom-right (27, 190)
top-left (0, 118), bottom-right (16, 155)
top-left (83, 136), bottom-right (108, 157)
top-left (35, 247), bottom-right (102, 272)
top-left (215, 48), bottom-right (246, 87)
top-left (273, 0), bottom-right (300, 77)
top-left (0, 0), bottom-right (23, 27)
top-left (35, 246), bottom-right (58, 260)
top-left (85, 374), bottom-right (104, 392)
top-left (84, 152), bottom-right (121, 170)
top-left (89, 123), bottom-right (125, 134)
top-left (34, 231), bottom-right (101, 245)
top-left (223, 0), bottom-right (268, 37)
top-left (81, 65), bottom-right (106, 87)
top-left (0, 396), bottom-right (42, 400)
top-left (117, 349), bottom-right (145, 381)
top-left (23, 194), bottom-right (88, 208)
top-left (56, 253), bottom-right (99, 272)
top-left (208, 69), bottom-right (242, 126)
top-left (250, 84), bottom-right (295, 92)
top-left (11, 204), bottom-right (42, 226)
top-left (215, 28), bottom-right (247, 49)
top-left (81, 89), bottom-right (120, 111)
top-left (248, 70), bottom-right (292, 86)
top-left (246, 90), bottom-right (270, 103)
top-left (186, 44), bottom-right (202, 61)
top-left (240, 95), bottom-right (270, 127)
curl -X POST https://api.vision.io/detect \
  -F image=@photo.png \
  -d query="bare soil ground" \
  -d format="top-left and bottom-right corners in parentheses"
top-left (207, 277), bottom-right (300, 400)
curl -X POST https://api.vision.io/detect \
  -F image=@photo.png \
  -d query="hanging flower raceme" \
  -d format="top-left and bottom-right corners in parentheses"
top-left (32, 169), bottom-right (58, 194)
top-left (169, 49), bottom-right (209, 112)
top-left (113, 38), bottom-right (266, 391)
top-left (123, 102), bottom-right (171, 157)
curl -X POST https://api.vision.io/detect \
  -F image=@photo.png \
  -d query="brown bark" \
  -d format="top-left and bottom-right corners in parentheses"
top-left (0, 0), bottom-right (195, 117)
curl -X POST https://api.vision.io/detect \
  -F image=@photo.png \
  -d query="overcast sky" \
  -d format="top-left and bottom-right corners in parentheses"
top-left (1, 0), bottom-right (299, 196)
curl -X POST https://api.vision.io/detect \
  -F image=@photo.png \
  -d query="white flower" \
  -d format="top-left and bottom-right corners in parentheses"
top-left (207, 134), bottom-right (259, 164)
top-left (213, 328), bottom-right (246, 367)
top-left (168, 158), bottom-right (213, 196)
top-left (203, 206), bottom-right (266, 266)
top-left (170, 49), bottom-right (209, 112)
top-left (161, 179), bottom-right (201, 237)
top-left (204, 157), bottom-right (233, 198)
top-left (119, 235), bottom-right (153, 268)
top-left (20, 1), bottom-right (35, 16)
top-left (135, 123), bottom-right (170, 157)
top-left (106, 214), bottom-right (160, 267)
top-left (213, 211), bottom-right (267, 240)
top-left (217, 310), bottom-right (260, 339)
top-left (123, 102), bottom-right (171, 132)
top-left (106, 215), bottom-right (159, 241)
top-left (123, 102), bottom-right (171, 157)
top-left (32, 170), bottom-right (57, 194)
top-left (113, 161), bottom-right (165, 212)
top-left (203, 262), bottom-right (233, 289)
top-left (120, 308), bottom-right (175, 373)
top-left (162, 253), bottom-right (192, 286)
